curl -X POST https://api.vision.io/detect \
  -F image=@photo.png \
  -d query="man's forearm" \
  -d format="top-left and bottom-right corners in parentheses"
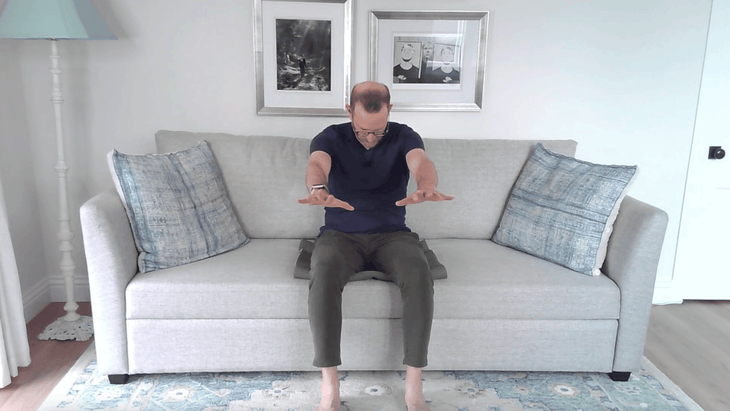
top-left (305, 162), bottom-right (328, 191)
top-left (414, 157), bottom-right (438, 191)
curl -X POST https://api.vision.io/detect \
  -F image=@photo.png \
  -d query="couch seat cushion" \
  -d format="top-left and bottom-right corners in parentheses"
top-left (427, 239), bottom-right (620, 320)
top-left (126, 239), bottom-right (620, 321)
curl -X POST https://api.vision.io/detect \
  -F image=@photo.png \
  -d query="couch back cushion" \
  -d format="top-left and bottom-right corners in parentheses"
top-left (156, 131), bottom-right (322, 239)
top-left (406, 139), bottom-right (577, 239)
top-left (156, 130), bottom-right (576, 240)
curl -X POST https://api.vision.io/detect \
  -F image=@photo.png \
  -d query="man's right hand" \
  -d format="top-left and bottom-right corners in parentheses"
top-left (297, 191), bottom-right (354, 211)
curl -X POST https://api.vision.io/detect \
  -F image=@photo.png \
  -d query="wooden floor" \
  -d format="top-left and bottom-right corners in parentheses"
top-left (643, 300), bottom-right (730, 411)
top-left (0, 302), bottom-right (93, 411)
top-left (1, 301), bottom-right (728, 411)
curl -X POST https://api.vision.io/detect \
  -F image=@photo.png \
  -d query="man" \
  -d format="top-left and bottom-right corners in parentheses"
top-left (297, 81), bottom-right (453, 411)
top-left (392, 43), bottom-right (419, 83)
top-left (430, 46), bottom-right (460, 84)
top-left (418, 40), bottom-right (434, 83)
top-left (299, 56), bottom-right (307, 78)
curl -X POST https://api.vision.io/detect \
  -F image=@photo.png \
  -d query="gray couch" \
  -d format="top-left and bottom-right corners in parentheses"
top-left (80, 130), bottom-right (669, 384)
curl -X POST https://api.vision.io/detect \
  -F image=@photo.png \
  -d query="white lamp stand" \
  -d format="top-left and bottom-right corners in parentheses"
top-left (37, 39), bottom-right (93, 341)
top-left (0, 0), bottom-right (116, 341)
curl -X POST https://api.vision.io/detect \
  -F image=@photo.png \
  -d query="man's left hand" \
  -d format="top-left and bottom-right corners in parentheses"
top-left (395, 189), bottom-right (454, 206)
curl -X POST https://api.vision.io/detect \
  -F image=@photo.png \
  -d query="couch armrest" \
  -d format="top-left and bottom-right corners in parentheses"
top-left (80, 188), bottom-right (139, 375)
top-left (602, 195), bottom-right (668, 373)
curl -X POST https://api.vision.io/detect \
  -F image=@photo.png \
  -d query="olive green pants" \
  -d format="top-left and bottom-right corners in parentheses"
top-left (308, 230), bottom-right (434, 368)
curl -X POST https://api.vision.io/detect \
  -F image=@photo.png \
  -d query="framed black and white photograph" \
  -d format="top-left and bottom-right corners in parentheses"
top-left (370, 11), bottom-right (489, 111)
top-left (391, 34), bottom-right (464, 87)
top-left (276, 19), bottom-right (332, 91)
top-left (392, 39), bottom-right (422, 84)
top-left (254, 0), bottom-right (352, 116)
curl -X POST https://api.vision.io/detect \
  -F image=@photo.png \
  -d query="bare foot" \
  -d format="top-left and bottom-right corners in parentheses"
top-left (405, 394), bottom-right (430, 411)
top-left (405, 366), bottom-right (430, 411)
top-left (316, 389), bottom-right (340, 411)
top-left (317, 366), bottom-right (340, 411)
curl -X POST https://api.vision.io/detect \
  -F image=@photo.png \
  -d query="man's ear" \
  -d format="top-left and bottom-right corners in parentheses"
top-left (346, 104), bottom-right (353, 120)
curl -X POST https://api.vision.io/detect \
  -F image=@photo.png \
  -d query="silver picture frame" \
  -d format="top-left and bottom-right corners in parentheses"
top-left (369, 10), bottom-right (489, 111)
top-left (253, 0), bottom-right (352, 116)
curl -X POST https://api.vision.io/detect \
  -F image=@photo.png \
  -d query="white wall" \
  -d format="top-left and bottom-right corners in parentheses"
top-left (0, 0), bottom-right (712, 317)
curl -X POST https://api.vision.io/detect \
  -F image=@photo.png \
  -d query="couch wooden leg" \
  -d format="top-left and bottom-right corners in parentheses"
top-left (607, 372), bottom-right (631, 382)
top-left (108, 374), bottom-right (130, 384)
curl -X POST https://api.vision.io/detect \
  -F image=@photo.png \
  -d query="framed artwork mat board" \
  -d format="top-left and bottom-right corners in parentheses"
top-left (254, 0), bottom-right (352, 116)
top-left (369, 10), bottom-right (489, 111)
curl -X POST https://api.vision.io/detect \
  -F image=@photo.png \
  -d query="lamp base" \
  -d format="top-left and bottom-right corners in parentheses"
top-left (38, 315), bottom-right (94, 341)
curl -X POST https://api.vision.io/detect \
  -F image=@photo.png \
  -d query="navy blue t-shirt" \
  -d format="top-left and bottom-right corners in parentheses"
top-left (310, 121), bottom-right (425, 235)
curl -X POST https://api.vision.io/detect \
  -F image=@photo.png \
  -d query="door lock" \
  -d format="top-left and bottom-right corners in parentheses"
top-left (709, 146), bottom-right (726, 160)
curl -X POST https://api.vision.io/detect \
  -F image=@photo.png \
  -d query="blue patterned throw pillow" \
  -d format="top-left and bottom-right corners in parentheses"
top-left (108, 141), bottom-right (249, 273)
top-left (492, 143), bottom-right (637, 276)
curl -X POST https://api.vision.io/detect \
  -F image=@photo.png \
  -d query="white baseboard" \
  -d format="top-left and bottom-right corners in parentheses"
top-left (652, 280), bottom-right (683, 305)
top-left (49, 275), bottom-right (91, 302)
top-left (22, 275), bottom-right (91, 324)
top-left (22, 277), bottom-right (51, 324)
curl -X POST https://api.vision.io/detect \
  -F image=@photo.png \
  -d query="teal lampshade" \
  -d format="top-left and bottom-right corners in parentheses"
top-left (0, 0), bottom-right (116, 40)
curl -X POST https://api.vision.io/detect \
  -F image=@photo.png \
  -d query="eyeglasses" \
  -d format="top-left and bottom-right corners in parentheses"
top-left (351, 120), bottom-right (390, 139)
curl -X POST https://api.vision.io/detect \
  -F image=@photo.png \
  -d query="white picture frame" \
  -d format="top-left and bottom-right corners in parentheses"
top-left (254, 0), bottom-right (352, 116)
top-left (369, 10), bottom-right (489, 111)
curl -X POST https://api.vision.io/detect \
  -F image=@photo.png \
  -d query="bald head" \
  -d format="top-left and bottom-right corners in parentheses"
top-left (349, 81), bottom-right (391, 113)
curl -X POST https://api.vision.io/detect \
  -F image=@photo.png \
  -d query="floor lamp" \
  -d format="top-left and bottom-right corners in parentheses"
top-left (0, 0), bottom-right (116, 341)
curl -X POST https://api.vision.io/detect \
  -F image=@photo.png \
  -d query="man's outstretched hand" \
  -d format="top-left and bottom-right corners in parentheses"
top-left (297, 191), bottom-right (354, 211)
top-left (396, 189), bottom-right (454, 207)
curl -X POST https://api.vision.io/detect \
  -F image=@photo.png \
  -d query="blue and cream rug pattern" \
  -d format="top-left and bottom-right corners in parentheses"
top-left (38, 344), bottom-right (703, 411)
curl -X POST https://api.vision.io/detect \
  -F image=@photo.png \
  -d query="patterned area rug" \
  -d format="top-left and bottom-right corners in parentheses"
top-left (38, 344), bottom-right (703, 411)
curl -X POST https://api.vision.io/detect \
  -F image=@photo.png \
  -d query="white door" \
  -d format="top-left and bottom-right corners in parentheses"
top-left (673, 0), bottom-right (730, 300)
